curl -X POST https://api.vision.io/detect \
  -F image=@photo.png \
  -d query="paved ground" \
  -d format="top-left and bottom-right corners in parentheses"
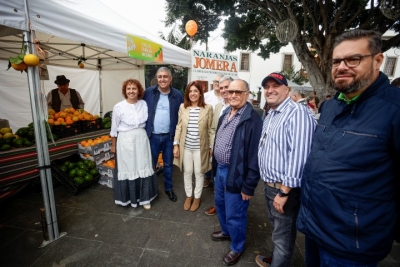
top-left (0, 166), bottom-right (399, 267)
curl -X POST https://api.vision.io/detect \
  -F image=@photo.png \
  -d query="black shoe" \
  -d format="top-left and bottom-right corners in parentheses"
top-left (165, 190), bottom-right (177, 202)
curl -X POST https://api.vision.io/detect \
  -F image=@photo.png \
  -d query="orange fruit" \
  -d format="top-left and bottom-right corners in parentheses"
top-left (48, 109), bottom-right (56, 115)
top-left (48, 119), bottom-right (54, 125)
top-left (79, 63), bottom-right (84, 68)
top-left (69, 108), bottom-right (75, 113)
top-left (57, 117), bottom-right (64, 122)
top-left (54, 121), bottom-right (60, 126)
top-left (23, 54), bottom-right (40, 67)
top-left (72, 116), bottom-right (79, 122)
top-left (59, 112), bottom-right (67, 118)
top-left (48, 115), bottom-right (54, 119)
top-left (81, 140), bottom-right (87, 146)
top-left (11, 62), bottom-right (27, 71)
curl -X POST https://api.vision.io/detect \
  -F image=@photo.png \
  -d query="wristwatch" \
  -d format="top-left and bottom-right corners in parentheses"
top-left (278, 188), bottom-right (289, 197)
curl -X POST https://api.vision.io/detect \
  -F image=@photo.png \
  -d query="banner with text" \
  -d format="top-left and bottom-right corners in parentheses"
top-left (126, 34), bottom-right (163, 63)
top-left (191, 49), bottom-right (238, 92)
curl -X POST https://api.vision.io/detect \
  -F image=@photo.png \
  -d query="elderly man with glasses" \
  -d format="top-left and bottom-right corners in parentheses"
top-left (204, 74), bottom-right (223, 110)
top-left (297, 29), bottom-right (400, 266)
top-left (210, 79), bottom-right (262, 266)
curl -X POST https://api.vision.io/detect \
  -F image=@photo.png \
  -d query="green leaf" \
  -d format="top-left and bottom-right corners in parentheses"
top-left (18, 53), bottom-right (25, 60)
top-left (9, 57), bottom-right (23, 64)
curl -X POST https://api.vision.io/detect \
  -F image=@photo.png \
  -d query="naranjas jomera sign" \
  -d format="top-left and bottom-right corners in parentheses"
top-left (191, 50), bottom-right (238, 91)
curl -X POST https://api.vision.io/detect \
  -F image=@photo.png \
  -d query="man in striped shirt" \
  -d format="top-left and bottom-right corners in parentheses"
top-left (256, 73), bottom-right (316, 267)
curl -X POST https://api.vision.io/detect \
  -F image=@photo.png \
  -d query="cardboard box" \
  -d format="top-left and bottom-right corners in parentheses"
top-left (80, 151), bottom-right (114, 165)
top-left (97, 164), bottom-right (115, 178)
top-left (98, 174), bottom-right (113, 188)
top-left (78, 140), bottom-right (112, 156)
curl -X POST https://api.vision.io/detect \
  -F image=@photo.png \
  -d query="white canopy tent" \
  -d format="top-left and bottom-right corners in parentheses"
top-left (302, 82), bottom-right (313, 92)
top-left (0, 0), bottom-right (191, 129)
top-left (0, 0), bottom-right (190, 245)
top-left (287, 80), bottom-right (303, 91)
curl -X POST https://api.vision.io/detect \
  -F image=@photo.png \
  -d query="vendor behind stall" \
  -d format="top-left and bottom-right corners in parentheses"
top-left (47, 75), bottom-right (85, 112)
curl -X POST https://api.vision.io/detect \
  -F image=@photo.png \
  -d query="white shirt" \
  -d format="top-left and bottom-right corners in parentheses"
top-left (110, 99), bottom-right (148, 137)
top-left (204, 90), bottom-right (221, 110)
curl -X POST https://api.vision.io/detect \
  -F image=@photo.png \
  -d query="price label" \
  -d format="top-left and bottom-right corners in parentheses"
top-left (103, 143), bottom-right (109, 149)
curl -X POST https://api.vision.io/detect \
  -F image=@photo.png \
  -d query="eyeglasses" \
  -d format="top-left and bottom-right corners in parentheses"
top-left (157, 75), bottom-right (170, 79)
top-left (227, 90), bottom-right (248, 96)
top-left (327, 54), bottom-right (376, 69)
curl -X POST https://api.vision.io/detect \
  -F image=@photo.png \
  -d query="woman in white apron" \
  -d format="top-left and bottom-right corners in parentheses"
top-left (110, 79), bottom-right (157, 210)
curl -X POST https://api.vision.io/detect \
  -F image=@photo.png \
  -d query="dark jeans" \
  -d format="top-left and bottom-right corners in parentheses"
top-left (305, 236), bottom-right (378, 267)
top-left (149, 133), bottom-right (174, 191)
top-left (265, 185), bottom-right (300, 267)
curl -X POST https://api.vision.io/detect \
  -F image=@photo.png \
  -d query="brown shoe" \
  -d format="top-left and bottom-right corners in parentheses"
top-left (190, 198), bottom-right (201, 211)
top-left (203, 179), bottom-right (212, 188)
top-left (184, 196), bottom-right (193, 211)
top-left (205, 206), bottom-right (217, 216)
top-left (223, 249), bottom-right (243, 266)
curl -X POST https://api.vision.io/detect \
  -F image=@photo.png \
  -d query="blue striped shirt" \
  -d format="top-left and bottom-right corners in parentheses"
top-left (258, 97), bottom-right (316, 188)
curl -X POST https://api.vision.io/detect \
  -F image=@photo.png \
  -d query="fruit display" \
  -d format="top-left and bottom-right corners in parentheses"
top-left (47, 108), bottom-right (99, 126)
top-left (0, 127), bottom-right (34, 151)
top-left (80, 135), bottom-right (111, 148)
top-left (59, 158), bottom-right (99, 185)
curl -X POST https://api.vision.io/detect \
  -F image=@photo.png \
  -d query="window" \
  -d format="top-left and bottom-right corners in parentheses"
top-left (383, 57), bottom-right (397, 77)
top-left (240, 53), bottom-right (250, 71)
top-left (283, 54), bottom-right (293, 71)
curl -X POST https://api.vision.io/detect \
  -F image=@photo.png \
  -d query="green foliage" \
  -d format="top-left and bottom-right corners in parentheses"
top-left (280, 66), bottom-right (309, 85)
top-left (145, 65), bottom-right (188, 93)
top-left (163, 0), bottom-right (400, 92)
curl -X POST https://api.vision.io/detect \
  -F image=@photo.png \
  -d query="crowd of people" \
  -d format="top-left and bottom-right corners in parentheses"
top-left (106, 29), bottom-right (399, 267)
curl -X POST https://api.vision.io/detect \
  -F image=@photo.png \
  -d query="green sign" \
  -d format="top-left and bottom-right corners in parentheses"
top-left (126, 34), bottom-right (163, 63)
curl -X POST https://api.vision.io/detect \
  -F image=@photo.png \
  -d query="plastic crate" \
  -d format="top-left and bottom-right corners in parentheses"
top-left (98, 174), bottom-right (113, 188)
top-left (51, 123), bottom-right (81, 139)
top-left (97, 164), bottom-right (115, 178)
top-left (50, 153), bottom-right (100, 195)
top-left (80, 118), bottom-right (103, 133)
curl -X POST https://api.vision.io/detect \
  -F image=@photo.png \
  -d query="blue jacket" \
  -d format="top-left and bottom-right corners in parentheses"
top-left (212, 102), bottom-right (262, 195)
top-left (297, 73), bottom-right (400, 263)
top-left (143, 85), bottom-right (183, 139)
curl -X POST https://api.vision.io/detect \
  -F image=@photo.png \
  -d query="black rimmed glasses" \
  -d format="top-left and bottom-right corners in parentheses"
top-left (327, 54), bottom-right (376, 69)
top-left (227, 90), bottom-right (249, 96)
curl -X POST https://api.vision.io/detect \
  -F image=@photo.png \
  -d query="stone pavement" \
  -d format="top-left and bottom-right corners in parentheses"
top-left (0, 166), bottom-right (399, 267)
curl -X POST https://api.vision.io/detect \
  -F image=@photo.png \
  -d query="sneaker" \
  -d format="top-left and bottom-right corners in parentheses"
top-left (255, 255), bottom-right (272, 267)
top-left (143, 204), bottom-right (151, 210)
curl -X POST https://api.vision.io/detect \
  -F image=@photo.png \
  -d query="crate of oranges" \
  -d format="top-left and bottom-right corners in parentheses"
top-left (78, 135), bottom-right (112, 156)
top-left (79, 150), bottom-right (114, 165)
top-left (97, 159), bottom-right (115, 178)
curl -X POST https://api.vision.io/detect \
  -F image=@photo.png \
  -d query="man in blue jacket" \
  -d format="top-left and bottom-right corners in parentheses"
top-left (143, 67), bottom-right (183, 202)
top-left (211, 79), bottom-right (262, 266)
top-left (297, 29), bottom-right (400, 266)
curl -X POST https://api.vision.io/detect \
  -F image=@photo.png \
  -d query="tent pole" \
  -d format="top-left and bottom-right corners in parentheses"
top-left (23, 0), bottom-right (62, 245)
top-left (98, 59), bottom-right (103, 117)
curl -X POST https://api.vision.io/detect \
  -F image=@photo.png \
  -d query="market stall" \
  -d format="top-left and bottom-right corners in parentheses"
top-left (0, 129), bottom-right (110, 199)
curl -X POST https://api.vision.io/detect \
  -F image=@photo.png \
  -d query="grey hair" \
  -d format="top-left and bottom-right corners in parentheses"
top-left (219, 75), bottom-right (234, 84)
top-left (214, 74), bottom-right (223, 79)
top-left (156, 66), bottom-right (172, 76)
top-left (290, 89), bottom-right (301, 96)
top-left (333, 29), bottom-right (382, 55)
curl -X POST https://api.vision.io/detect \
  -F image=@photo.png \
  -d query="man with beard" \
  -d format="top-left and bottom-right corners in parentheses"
top-left (297, 29), bottom-right (400, 266)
